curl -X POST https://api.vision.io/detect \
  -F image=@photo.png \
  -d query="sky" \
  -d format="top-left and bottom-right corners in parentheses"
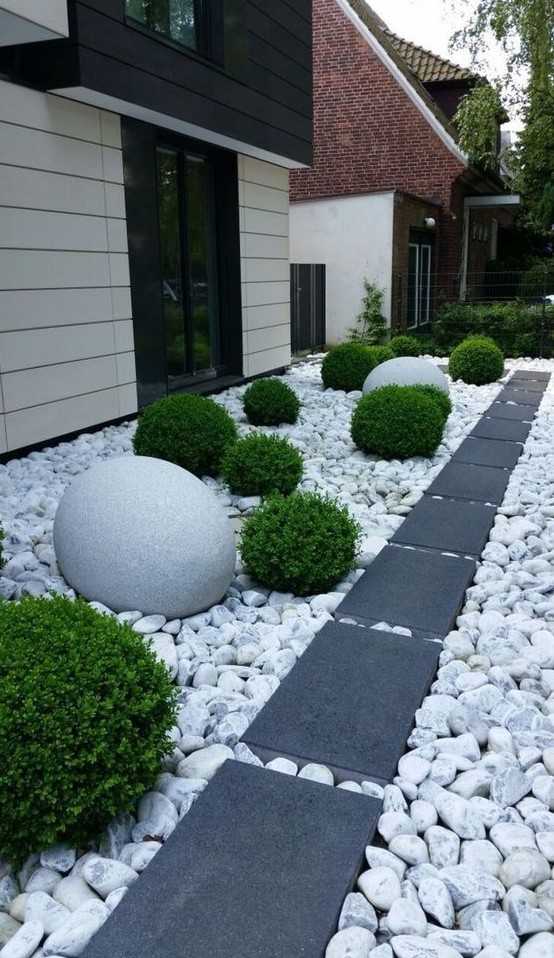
top-left (366, 0), bottom-right (521, 126)
top-left (367, 0), bottom-right (472, 66)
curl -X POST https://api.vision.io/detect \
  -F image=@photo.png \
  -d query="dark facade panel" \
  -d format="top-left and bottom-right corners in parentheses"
top-left (0, 0), bottom-right (312, 167)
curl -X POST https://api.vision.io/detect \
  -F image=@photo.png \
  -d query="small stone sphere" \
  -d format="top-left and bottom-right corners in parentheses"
top-left (362, 357), bottom-right (449, 395)
top-left (53, 455), bottom-right (236, 619)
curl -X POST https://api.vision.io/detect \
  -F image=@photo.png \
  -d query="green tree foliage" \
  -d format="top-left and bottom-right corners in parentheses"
top-left (449, 0), bottom-right (554, 229)
top-left (454, 81), bottom-right (505, 174)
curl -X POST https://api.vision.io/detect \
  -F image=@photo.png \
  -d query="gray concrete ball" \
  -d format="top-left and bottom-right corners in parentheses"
top-left (362, 357), bottom-right (449, 395)
top-left (53, 455), bottom-right (236, 618)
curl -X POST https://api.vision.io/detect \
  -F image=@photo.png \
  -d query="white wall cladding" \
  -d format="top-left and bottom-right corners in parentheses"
top-left (0, 79), bottom-right (137, 453)
top-left (289, 192), bottom-right (395, 345)
top-left (238, 156), bottom-right (291, 378)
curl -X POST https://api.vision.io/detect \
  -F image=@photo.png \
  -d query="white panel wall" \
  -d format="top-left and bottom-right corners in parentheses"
top-left (289, 192), bottom-right (395, 345)
top-left (0, 0), bottom-right (68, 45)
top-left (0, 80), bottom-right (137, 453)
top-left (238, 156), bottom-right (291, 378)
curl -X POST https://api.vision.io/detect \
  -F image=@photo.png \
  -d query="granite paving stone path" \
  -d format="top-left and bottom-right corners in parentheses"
top-left (81, 761), bottom-right (381, 958)
top-left (80, 370), bottom-right (551, 958)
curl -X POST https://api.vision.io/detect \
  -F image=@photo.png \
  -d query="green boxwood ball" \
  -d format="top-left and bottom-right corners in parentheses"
top-left (242, 378), bottom-right (300, 426)
top-left (351, 385), bottom-right (445, 459)
top-left (240, 492), bottom-right (360, 595)
top-left (411, 384), bottom-right (452, 421)
top-left (448, 336), bottom-right (504, 385)
top-left (390, 335), bottom-right (423, 357)
top-left (0, 595), bottom-right (176, 866)
top-left (321, 343), bottom-right (394, 392)
top-left (132, 393), bottom-right (237, 476)
top-left (221, 433), bottom-right (303, 497)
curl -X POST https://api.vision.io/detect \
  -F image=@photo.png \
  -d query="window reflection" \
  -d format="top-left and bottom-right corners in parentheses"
top-left (126, 0), bottom-right (197, 51)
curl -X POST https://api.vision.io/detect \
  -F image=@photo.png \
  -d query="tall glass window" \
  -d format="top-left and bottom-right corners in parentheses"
top-left (156, 145), bottom-right (219, 383)
top-left (126, 0), bottom-right (199, 51)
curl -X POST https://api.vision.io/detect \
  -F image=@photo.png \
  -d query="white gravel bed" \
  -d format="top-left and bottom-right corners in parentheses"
top-left (0, 357), bottom-right (552, 958)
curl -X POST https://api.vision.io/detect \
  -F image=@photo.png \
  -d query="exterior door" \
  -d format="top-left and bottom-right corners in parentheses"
top-left (156, 144), bottom-right (219, 386)
top-left (407, 234), bottom-right (433, 328)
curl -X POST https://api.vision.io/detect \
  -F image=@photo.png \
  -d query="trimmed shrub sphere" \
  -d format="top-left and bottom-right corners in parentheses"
top-left (412, 384), bottom-right (452, 421)
top-left (448, 336), bottom-right (504, 385)
top-left (0, 595), bottom-right (176, 865)
top-left (351, 385), bottom-right (445, 459)
top-left (240, 492), bottom-right (360, 595)
top-left (390, 335), bottom-right (423, 357)
top-left (321, 343), bottom-right (394, 392)
top-left (242, 377), bottom-right (300, 426)
top-left (221, 433), bottom-right (303, 497)
top-left (132, 393), bottom-right (237, 476)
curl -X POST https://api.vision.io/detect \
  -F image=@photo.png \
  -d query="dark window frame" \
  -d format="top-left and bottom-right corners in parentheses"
top-left (124, 0), bottom-right (225, 65)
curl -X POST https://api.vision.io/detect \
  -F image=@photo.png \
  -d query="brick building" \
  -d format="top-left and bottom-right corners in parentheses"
top-left (289, 0), bottom-right (519, 344)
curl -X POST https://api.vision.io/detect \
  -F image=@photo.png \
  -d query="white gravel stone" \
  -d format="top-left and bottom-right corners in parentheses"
top-left (365, 848), bottom-right (406, 880)
top-left (297, 763), bottom-right (334, 785)
top-left (439, 865), bottom-right (505, 908)
top-left (472, 912), bottom-right (520, 955)
top-left (499, 849), bottom-right (551, 890)
top-left (325, 926), bottom-right (376, 957)
top-left (81, 857), bottom-right (138, 898)
top-left (357, 868), bottom-right (402, 911)
top-left (39, 848), bottom-right (76, 876)
top-left (52, 877), bottom-right (99, 913)
top-left (388, 835), bottom-right (429, 866)
top-left (338, 893), bottom-right (378, 933)
top-left (390, 935), bottom-right (464, 958)
top-left (0, 914), bottom-right (21, 948)
top-left (24, 893), bottom-right (69, 936)
top-left (387, 899), bottom-right (428, 937)
top-left (265, 757), bottom-right (298, 776)
top-left (378, 812), bottom-right (417, 843)
top-left (176, 744), bottom-right (234, 780)
top-left (42, 900), bottom-right (109, 957)
top-left (518, 932), bottom-right (554, 958)
top-left (0, 920), bottom-right (43, 958)
top-left (434, 792), bottom-right (486, 840)
top-left (418, 878), bottom-right (455, 929)
top-left (424, 826), bottom-right (460, 868)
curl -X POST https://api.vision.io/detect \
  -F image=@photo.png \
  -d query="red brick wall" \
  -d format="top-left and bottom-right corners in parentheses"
top-left (290, 0), bottom-right (466, 212)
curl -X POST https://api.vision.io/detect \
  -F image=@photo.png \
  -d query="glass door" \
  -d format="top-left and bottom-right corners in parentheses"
top-left (156, 144), bottom-right (219, 385)
top-left (407, 238), bottom-right (432, 328)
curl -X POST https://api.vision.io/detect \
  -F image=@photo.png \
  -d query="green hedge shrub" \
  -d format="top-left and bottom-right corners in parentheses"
top-left (351, 386), bottom-right (445, 459)
top-left (433, 300), bottom-right (553, 357)
top-left (0, 595), bottom-right (176, 865)
top-left (390, 335), bottom-right (423, 357)
top-left (411, 385), bottom-right (452, 421)
top-left (242, 378), bottom-right (300, 426)
top-left (240, 492), bottom-right (360, 595)
top-left (448, 336), bottom-right (504, 385)
top-left (133, 393), bottom-right (237, 477)
top-left (321, 343), bottom-right (394, 392)
top-left (221, 434), bottom-right (303, 497)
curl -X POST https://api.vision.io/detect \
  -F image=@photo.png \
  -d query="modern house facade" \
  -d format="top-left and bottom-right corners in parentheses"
top-left (0, 0), bottom-right (312, 454)
top-left (289, 0), bottom-right (518, 344)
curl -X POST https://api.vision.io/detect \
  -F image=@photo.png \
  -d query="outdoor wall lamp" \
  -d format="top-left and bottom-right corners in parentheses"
top-left (424, 216), bottom-right (436, 228)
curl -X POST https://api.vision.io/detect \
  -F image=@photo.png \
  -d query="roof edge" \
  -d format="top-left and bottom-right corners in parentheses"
top-left (336, 0), bottom-right (468, 167)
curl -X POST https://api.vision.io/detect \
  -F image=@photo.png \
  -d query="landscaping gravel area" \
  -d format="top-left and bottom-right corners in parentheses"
top-left (0, 356), bottom-right (554, 958)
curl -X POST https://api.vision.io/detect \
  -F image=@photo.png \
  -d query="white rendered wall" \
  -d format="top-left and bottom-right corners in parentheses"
top-left (0, 1), bottom-right (68, 44)
top-left (0, 80), bottom-right (137, 453)
top-left (289, 192), bottom-right (395, 345)
top-left (238, 156), bottom-right (291, 377)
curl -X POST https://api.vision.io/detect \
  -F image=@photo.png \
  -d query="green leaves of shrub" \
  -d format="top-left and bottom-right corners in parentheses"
top-left (0, 595), bottom-right (176, 865)
top-left (321, 343), bottom-right (394, 392)
top-left (448, 336), bottom-right (504, 385)
top-left (221, 433), bottom-right (303, 497)
top-left (411, 385), bottom-right (452, 421)
top-left (133, 393), bottom-right (237, 476)
top-left (243, 378), bottom-right (300, 426)
top-left (240, 492), bottom-right (360, 595)
top-left (351, 385), bottom-right (445, 459)
top-left (390, 335), bottom-right (423, 357)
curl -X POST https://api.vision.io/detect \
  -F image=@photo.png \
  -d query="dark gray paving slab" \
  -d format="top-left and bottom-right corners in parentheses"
top-left (242, 621), bottom-right (440, 786)
top-left (484, 401), bottom-right (537, 422)
top-left (335, 545), bottom-right (476, 639)
top-left (507, 378), bottom-right (547, 392)
top-left (82, 761), bottom-right (380, 958)
top-left (391, 495), bottom-right (497, 556)
top-left (452, 437), bottom-right (523, 469)
top-left (496, 387), bottom-right (542, 406)
top-left (425, 460), bottom-right (511, 504)
top-left (469, 417), bottom-right (532, 443)
top-left (508, 370), bottom-right (550, 382)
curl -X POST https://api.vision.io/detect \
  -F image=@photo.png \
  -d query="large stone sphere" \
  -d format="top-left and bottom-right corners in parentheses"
top-left (362, 357), bottom-right (449, 395)
top-left (53, 456), bottom-right (236, 619)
